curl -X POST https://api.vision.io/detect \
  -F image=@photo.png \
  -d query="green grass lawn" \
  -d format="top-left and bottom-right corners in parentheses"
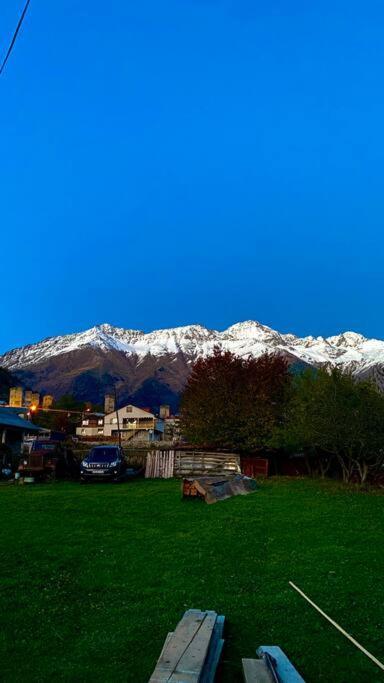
top-left (0, 478), bottom-right (383, 682)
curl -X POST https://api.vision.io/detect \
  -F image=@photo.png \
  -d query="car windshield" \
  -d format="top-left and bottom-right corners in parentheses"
top-left (88, 448), bottom-right (118, 463)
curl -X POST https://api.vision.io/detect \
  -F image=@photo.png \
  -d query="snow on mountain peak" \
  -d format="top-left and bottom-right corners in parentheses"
top-left (133, 324), bottom-right (217, 357)
top-left (1, 321), bottom-right (384, 378)
top-left (222, 320), bottom-right (284, 343)
top-left (224, 320), bottom-right (272, 334)
top-left (326, 331), bottom-right (368, 347)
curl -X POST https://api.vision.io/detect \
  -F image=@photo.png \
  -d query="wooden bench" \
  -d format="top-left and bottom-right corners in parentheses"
top-left (243, 646), bottom-right (305, 683)
top-left (149, 609), bottom-right (225, 682)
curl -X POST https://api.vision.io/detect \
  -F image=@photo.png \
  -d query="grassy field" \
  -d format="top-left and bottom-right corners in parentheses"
top-left (0, 477), bottom-right (383, 682)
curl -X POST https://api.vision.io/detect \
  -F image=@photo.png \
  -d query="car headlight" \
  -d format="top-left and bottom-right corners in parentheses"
top-left (109, 460), bottom-right (118, 467)
top-left (81, 460), bottom-right (88, 467)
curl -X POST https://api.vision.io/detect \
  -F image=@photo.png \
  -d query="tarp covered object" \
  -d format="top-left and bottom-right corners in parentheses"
top-left (183, 474), bottom-right (257, 504)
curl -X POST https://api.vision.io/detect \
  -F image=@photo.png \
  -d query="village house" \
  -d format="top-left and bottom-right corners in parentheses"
top-left (76, 404), bottom-right (165, 442)
top-left (76, 413), bottom-right (105, 438)
top-left (103, 404), bottom-right (164, 442)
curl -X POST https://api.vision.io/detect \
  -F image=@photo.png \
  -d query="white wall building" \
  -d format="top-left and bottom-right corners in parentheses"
top-left (103, 404), bottom-right (164, 442)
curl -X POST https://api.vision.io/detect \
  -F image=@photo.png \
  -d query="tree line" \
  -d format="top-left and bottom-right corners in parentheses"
top-left (180, 349), bottom-right (384, 484)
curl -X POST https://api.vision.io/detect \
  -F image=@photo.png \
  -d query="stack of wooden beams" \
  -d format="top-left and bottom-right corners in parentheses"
top-left (149, 609), bottom-right (225, 682)
top-left (174, 451), bottom-right (240, 478)
top-left (242, 646), bottom-right (305, 682)
top-left (182, 474), bottom-right (257, 504)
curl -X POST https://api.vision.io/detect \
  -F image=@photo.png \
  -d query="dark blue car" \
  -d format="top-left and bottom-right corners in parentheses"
top-left (80, 445), bottom-right (126, 483)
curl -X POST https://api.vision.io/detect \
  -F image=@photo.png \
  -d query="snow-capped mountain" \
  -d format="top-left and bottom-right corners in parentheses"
top-left (1, 321), bottom-right (384, 407)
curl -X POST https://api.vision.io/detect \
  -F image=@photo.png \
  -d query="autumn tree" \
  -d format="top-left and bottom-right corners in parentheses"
top-left (180, 348), bottom-right (290, 451)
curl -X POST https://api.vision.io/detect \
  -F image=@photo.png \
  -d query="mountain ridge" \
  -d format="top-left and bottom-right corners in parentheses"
top-left (1, 321), bottom-right (384, 407)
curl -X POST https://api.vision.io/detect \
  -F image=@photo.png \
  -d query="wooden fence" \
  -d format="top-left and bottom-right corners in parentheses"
top-left (175, 451), bottom-right (241, 478)
top-left (145, 450), bottom-right (175, 478)
top-left (144, 450), bottom-right (241, 479)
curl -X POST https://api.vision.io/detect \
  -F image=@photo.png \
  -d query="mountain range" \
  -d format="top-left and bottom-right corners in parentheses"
top-left (1, 321), bottom-right (384, 410)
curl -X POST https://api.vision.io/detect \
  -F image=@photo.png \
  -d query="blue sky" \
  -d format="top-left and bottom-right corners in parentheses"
top-left (1, 1), bottom-right (384, 352)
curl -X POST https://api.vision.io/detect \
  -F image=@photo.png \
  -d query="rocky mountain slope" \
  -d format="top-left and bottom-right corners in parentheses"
top-left (1, 321), bottom-right (384, 409)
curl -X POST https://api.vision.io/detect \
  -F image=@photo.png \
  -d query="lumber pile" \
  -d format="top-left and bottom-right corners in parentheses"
top-left (144, 450), bottom-right (242, 479)
top-left (182, 474), bottom-right (257, 504)
top-left (149, 609), bottom-right (225, 682)
top-left (242, 646), bottom-right (305, 682)
top-left (175, 451), bottom-right (240, 478)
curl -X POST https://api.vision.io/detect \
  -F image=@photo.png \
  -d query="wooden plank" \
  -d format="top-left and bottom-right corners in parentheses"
top-left (200, 615), bottom-right (225, 683)
top-left (169, 611), bottom-right (217, 682)
top-left (214, 614), bottom-right (225, 639)
top-left (200, 638), bottom-right (224, 683)
top-left (145, 450), bottom-right (175, 479)
top-left (149, 610), bottom-right (207, 682)
top-left (159, 633), bottom-right (174, 659)
top-left (256, 647), bottom-right (305, 683)
top-left (174, 451), bottom-right (241, 478)
top-left (242, 659), bottom-right (275, 683)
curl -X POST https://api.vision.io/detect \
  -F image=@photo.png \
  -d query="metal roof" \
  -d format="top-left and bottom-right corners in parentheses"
top-left (0, 407), bottom-right (41, 431)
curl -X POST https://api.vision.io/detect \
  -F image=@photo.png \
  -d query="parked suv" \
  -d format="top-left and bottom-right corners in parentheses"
top-left (80, 445), bottom-right (126, 483)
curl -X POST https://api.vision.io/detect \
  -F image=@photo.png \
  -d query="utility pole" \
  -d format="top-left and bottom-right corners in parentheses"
top-left (114, 385), bottom-right (122, 448)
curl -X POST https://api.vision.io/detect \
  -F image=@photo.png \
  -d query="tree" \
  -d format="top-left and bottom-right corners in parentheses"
top-left (32, 395), bottom-right (101, 434)
top-left (180, 348), bottom-right (290, 451)
top-left (276, 368), bottom-right (384, 483)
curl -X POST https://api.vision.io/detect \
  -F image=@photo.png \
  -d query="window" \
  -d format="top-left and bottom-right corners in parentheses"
top-left (97, 428), bottom-right (103, 434)
top-left (126, 406), bottom-right (132, 413)
top-left (98, 419), bottom-right (103, 425)
top-left (112, 417), bottom-right (117, 424)
top-left (82, 419), bottom-right (89, 426)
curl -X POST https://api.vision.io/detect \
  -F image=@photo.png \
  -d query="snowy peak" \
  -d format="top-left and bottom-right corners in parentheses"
top-left (326, 332), bottom-right (368, 348)
top-left (1, 321), bottom-right (384, 378)
top-left (223, 320), bottom-right (283, 341)
top-left (129, 325), bottom-right (217, 358)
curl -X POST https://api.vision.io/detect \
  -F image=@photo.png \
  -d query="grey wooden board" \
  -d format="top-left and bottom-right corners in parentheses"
top-left (159, 633), bottom-right (174, 660)
top-left (149, 610), bottom-right (208, 682)
top-left (257, 647), bottom-right (305, 683)
top-left (169, 610), bottom-right (217, 682)
top-left (242, 659), bottom-right (275, 683)
top-left (175, 451), bottom-right (241, 478)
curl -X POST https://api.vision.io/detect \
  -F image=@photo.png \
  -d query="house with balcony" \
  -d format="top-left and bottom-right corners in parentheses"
top-left (76, 413), bottom-right (105, 438)
top-left (103, 404), bottom-right (164, 442)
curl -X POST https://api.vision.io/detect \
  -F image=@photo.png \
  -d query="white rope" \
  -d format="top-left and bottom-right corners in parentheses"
top-left (289, 581), bottom-right (384, 672)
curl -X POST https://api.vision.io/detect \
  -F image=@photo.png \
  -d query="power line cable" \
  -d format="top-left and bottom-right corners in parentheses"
top-left (0, 0), bottom-right (31, 76)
